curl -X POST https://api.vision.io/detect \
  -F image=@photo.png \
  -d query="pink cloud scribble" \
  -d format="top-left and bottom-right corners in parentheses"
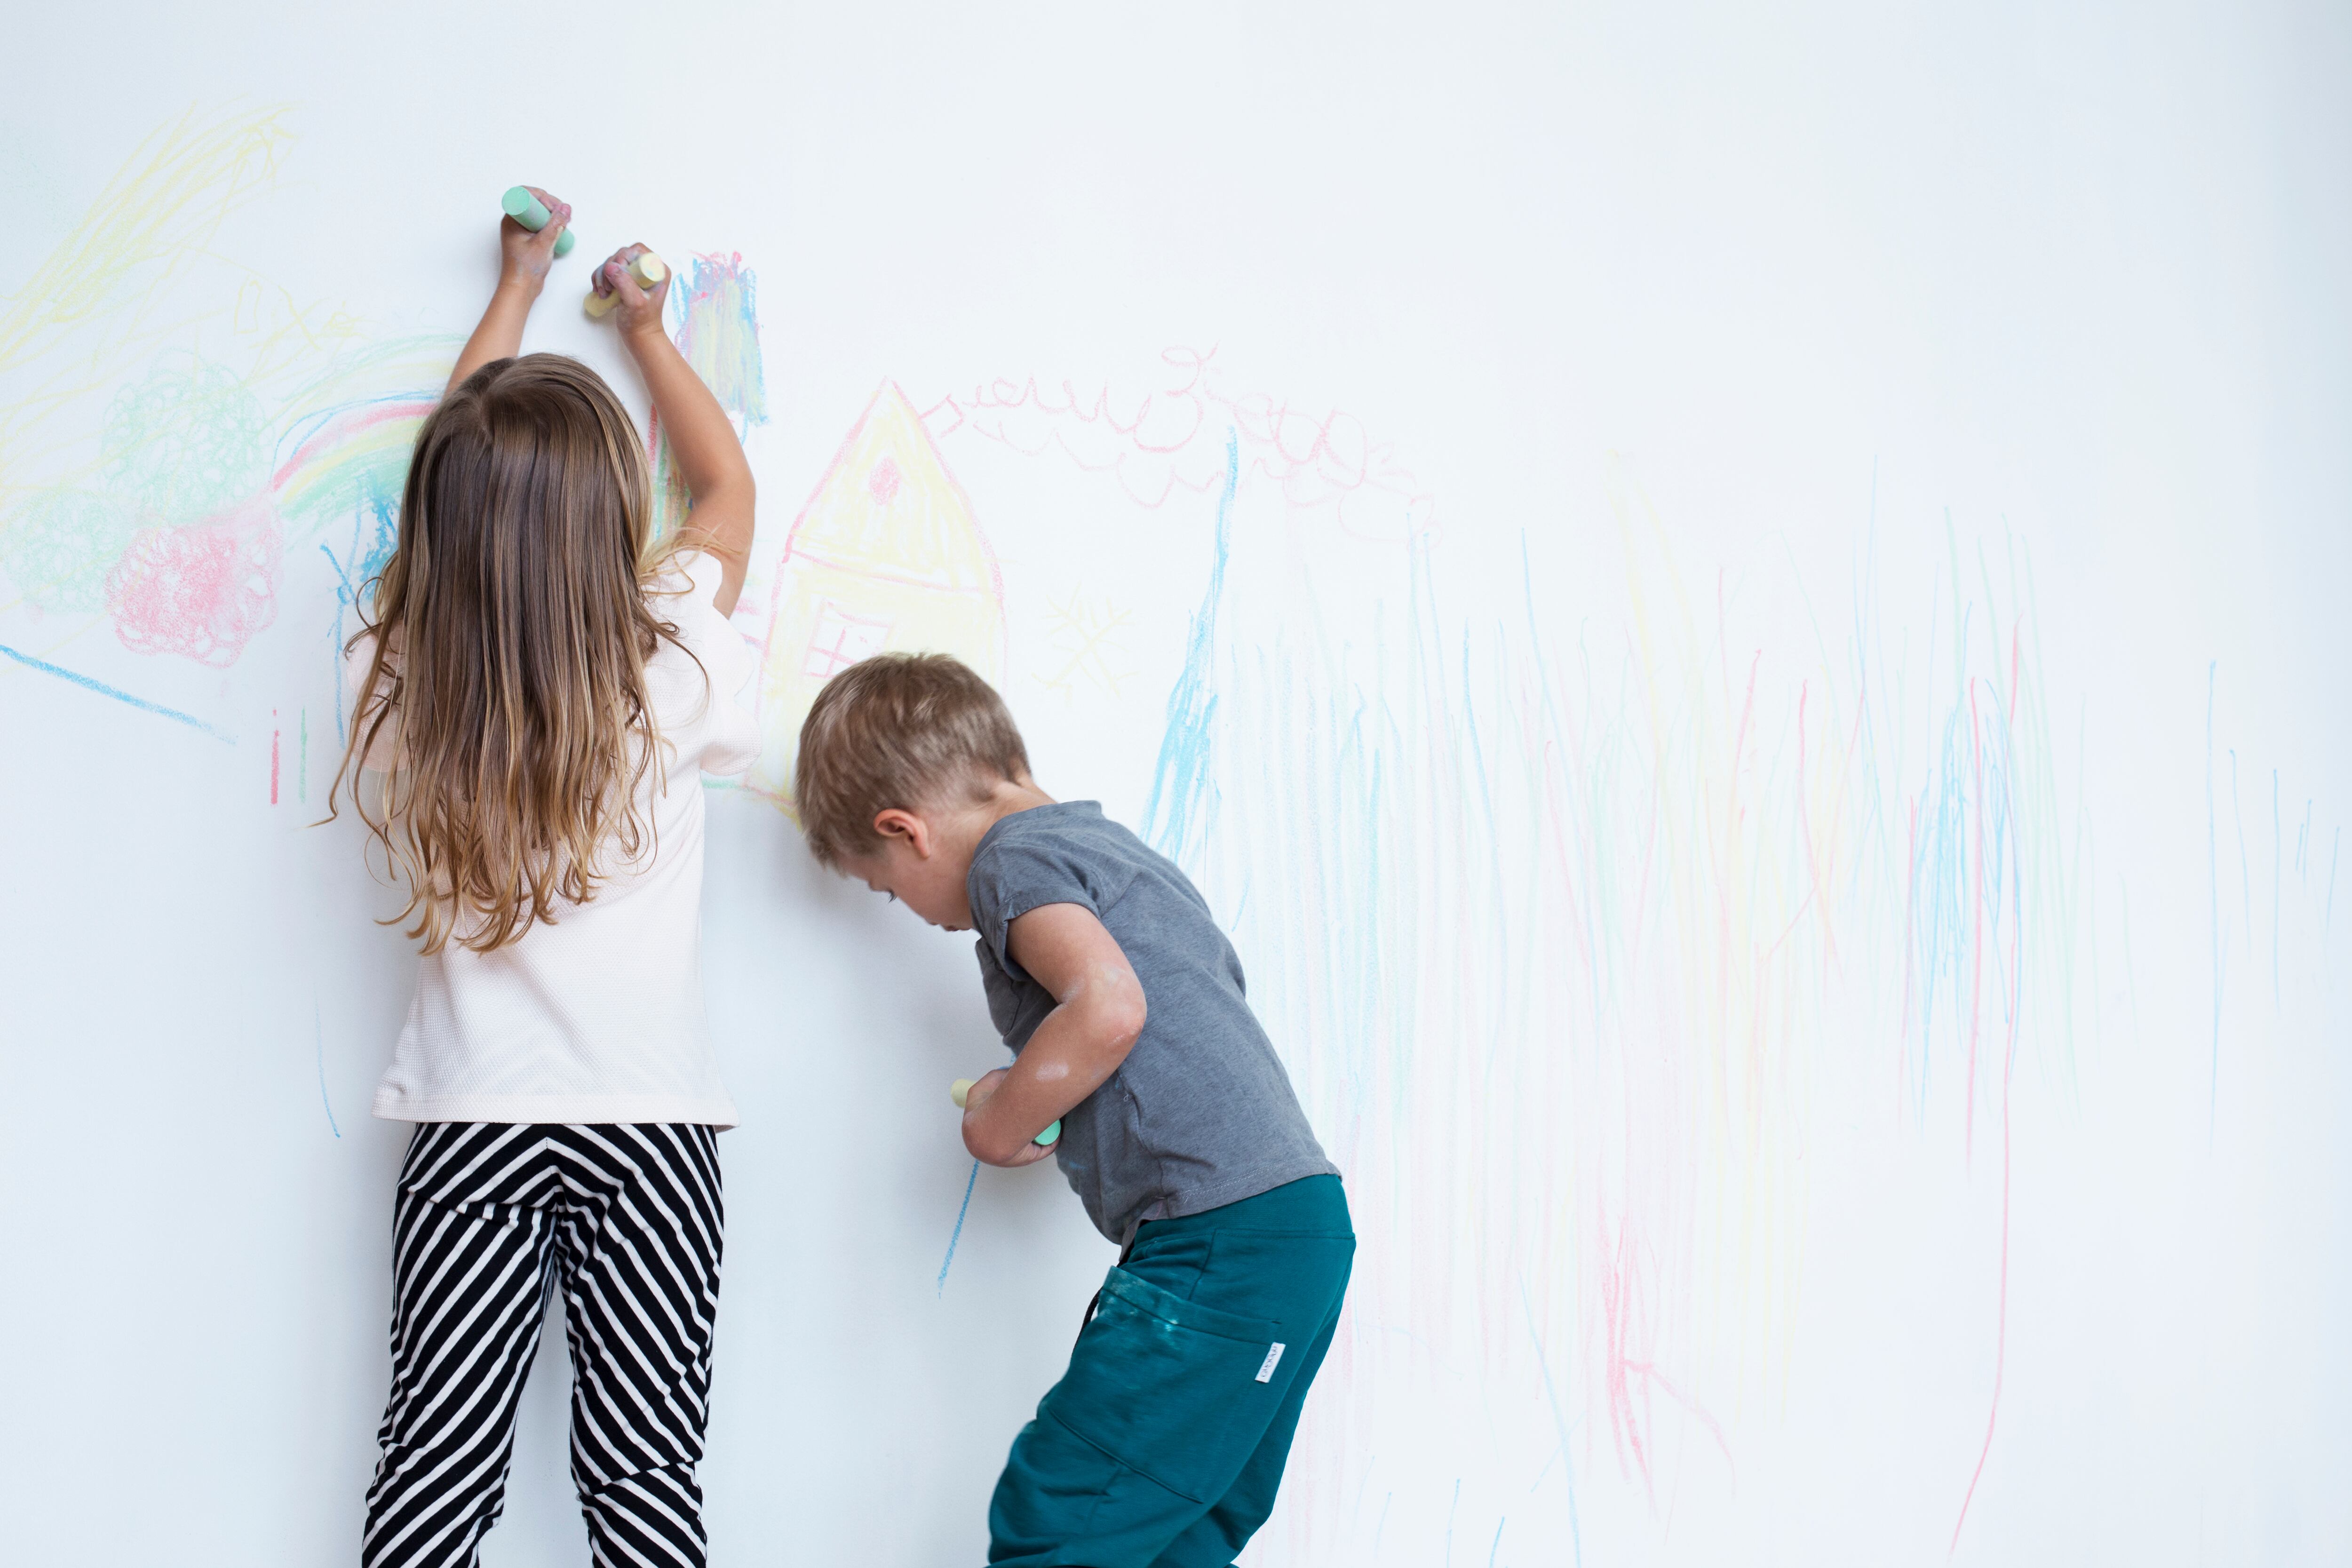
top-left (924, 347), bottom-right (1435, 541)
top-left (105, 497), bottom-right (283, 667)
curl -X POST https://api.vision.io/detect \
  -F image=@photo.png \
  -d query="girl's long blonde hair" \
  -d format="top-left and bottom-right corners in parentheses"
top-left (328, 354), bottom-right (687, 955)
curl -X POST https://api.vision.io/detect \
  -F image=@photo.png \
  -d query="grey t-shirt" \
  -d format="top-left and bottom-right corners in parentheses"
top-left (967, 801), bottom-right (1339, 1244)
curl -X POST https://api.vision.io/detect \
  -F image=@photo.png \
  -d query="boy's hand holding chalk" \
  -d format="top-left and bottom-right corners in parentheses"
top-left (953, 1070), bottom-right (1061, 1165)
top-left (587, 244), bottom-right (672, 336)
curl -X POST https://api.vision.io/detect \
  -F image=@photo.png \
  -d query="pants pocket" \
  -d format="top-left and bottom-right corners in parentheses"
top-left (1192, 1229), bottom-right (1355, 1327)
top-left (1041, 1266), bottom-right (1289, 1504)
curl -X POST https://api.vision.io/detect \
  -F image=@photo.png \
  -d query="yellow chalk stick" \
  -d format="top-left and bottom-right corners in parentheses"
top-left (584, 251), bottom-right (669, 318)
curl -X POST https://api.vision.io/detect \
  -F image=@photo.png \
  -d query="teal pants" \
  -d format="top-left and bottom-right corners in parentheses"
top-left (987, 1175), bottom-right (1353, 1568)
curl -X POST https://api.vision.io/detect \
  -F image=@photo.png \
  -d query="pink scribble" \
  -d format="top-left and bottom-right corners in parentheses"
top-left (1952, 660), bottom-right (2029, 1556)
top-left (867, 456), bottom-right (903, 506)
top-left (1950, 994), bottom-right (2015, 1556)
top-left (106, 497), bottom-right (283, 666)
top-left (923, 347), bottom-right (1434, 540)
top-left (1596, 1210), bottom-right (1734, 1507)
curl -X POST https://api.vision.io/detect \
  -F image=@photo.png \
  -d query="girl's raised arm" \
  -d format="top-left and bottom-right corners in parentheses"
top-left (598, 247), bottom-right (756, 617)
top-left (447, 185), bottom-right (571, 396)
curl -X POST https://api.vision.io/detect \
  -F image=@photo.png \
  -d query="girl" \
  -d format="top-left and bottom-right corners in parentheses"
top-left (331, 188), bottom-right (758, 1568)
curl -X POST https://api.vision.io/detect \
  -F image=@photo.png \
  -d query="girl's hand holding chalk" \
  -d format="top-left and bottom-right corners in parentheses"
top-left (495, 185), bottom-right (572, 295)
top-left (953, 1069), bottom-right (1061, 1166)
top-left (588, 244), bottom-right (671, 331)
top-left (447, 185), bottom-right (571, 394)
top-left (500, 184), bottom-right (577, 258)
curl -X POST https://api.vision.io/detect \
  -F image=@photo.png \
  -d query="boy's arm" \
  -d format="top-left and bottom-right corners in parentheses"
top-left (961, 903), bottom-right (1147, 1168)
top-left (447, 186), bottom-right (570, 395)
top-left (598, 247), bottom-right (757, 617)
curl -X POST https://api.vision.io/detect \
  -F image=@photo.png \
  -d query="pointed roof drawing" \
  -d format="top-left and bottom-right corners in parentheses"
top-left (782, 382), bottom-right (1001, 595)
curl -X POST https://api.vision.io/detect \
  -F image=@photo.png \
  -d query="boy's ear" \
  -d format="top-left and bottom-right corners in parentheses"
top-left (873, 808), bottom-right (932, 859)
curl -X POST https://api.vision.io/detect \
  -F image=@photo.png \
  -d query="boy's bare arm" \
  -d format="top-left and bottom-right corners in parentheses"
top-left (447, 186), bottom-right (568, 395)
top-left (961, 903), bottom-right (1147, 1167)
top-left (600, 250), bottom-right (757, 616)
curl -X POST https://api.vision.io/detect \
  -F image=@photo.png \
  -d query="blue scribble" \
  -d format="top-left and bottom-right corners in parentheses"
top-left (936, 1158), bottom-right (980, 1296)
top-left (0, 642), bottom-right (233, 742)
top-left (1141, 427), bottom-right (1238, 867)
top-left (320, 491), bottom-right (398, 737)
top-left (1519, 1278), bottom-right (1584, 1568)
top-left (672, 255), bottom-right (769, 431)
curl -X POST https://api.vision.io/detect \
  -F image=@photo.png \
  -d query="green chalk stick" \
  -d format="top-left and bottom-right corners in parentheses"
top-left (500, 185), bottom-right (576, 257)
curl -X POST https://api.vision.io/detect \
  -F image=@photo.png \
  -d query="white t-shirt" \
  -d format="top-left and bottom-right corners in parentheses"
top-left (346, 549), bottom-right (757, 1127)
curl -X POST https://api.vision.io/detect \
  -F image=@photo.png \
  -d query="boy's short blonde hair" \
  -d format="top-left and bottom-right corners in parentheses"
top-left (795, 653), bottom-right (1032, 868)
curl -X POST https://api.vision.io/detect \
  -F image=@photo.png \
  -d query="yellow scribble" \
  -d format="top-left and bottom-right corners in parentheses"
top-left (0, 106), bottom-right (294, 496)
top-left (1032, 589), bottom-right (1136, 702)
top-left (0, 105), bottom-right (454, 628)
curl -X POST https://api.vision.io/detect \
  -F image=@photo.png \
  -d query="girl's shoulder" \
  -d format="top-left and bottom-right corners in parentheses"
top-left (643, 545), bottom-right (729, 608)
top-left (641, 548), bottom-right (759, 775)
top-left (642, 547), bottom-right (739, 662)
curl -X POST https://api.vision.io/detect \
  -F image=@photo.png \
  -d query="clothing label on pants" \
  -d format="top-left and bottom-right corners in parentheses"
top-left (1255, 1342), bottom-right (1286, 1383)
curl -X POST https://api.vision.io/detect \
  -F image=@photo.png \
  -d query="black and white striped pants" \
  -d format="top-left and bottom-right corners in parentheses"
top-left (362, 1123), bottom-right (724, 1568)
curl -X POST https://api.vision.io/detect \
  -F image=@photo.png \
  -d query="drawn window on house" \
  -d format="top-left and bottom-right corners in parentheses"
top-left (803, 600), bottom-right (892, 680)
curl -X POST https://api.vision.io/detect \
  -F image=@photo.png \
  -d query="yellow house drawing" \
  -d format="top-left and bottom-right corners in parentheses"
top-left (747, 382), bottom-right (1007, 805)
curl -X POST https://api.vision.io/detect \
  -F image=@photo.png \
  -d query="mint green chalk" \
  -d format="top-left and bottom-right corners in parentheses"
top-left (500, 185), bottom-right (576, 258)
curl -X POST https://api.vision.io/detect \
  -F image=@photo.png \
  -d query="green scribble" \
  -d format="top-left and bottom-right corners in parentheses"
top-left (100, 354), bottom-right (267, 525)
top-left (0, 486), bottom-right (143, 611)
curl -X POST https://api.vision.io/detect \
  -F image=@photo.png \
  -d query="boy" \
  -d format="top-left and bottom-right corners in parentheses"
top-left (795, 653), bottom-right (1353, 1568)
